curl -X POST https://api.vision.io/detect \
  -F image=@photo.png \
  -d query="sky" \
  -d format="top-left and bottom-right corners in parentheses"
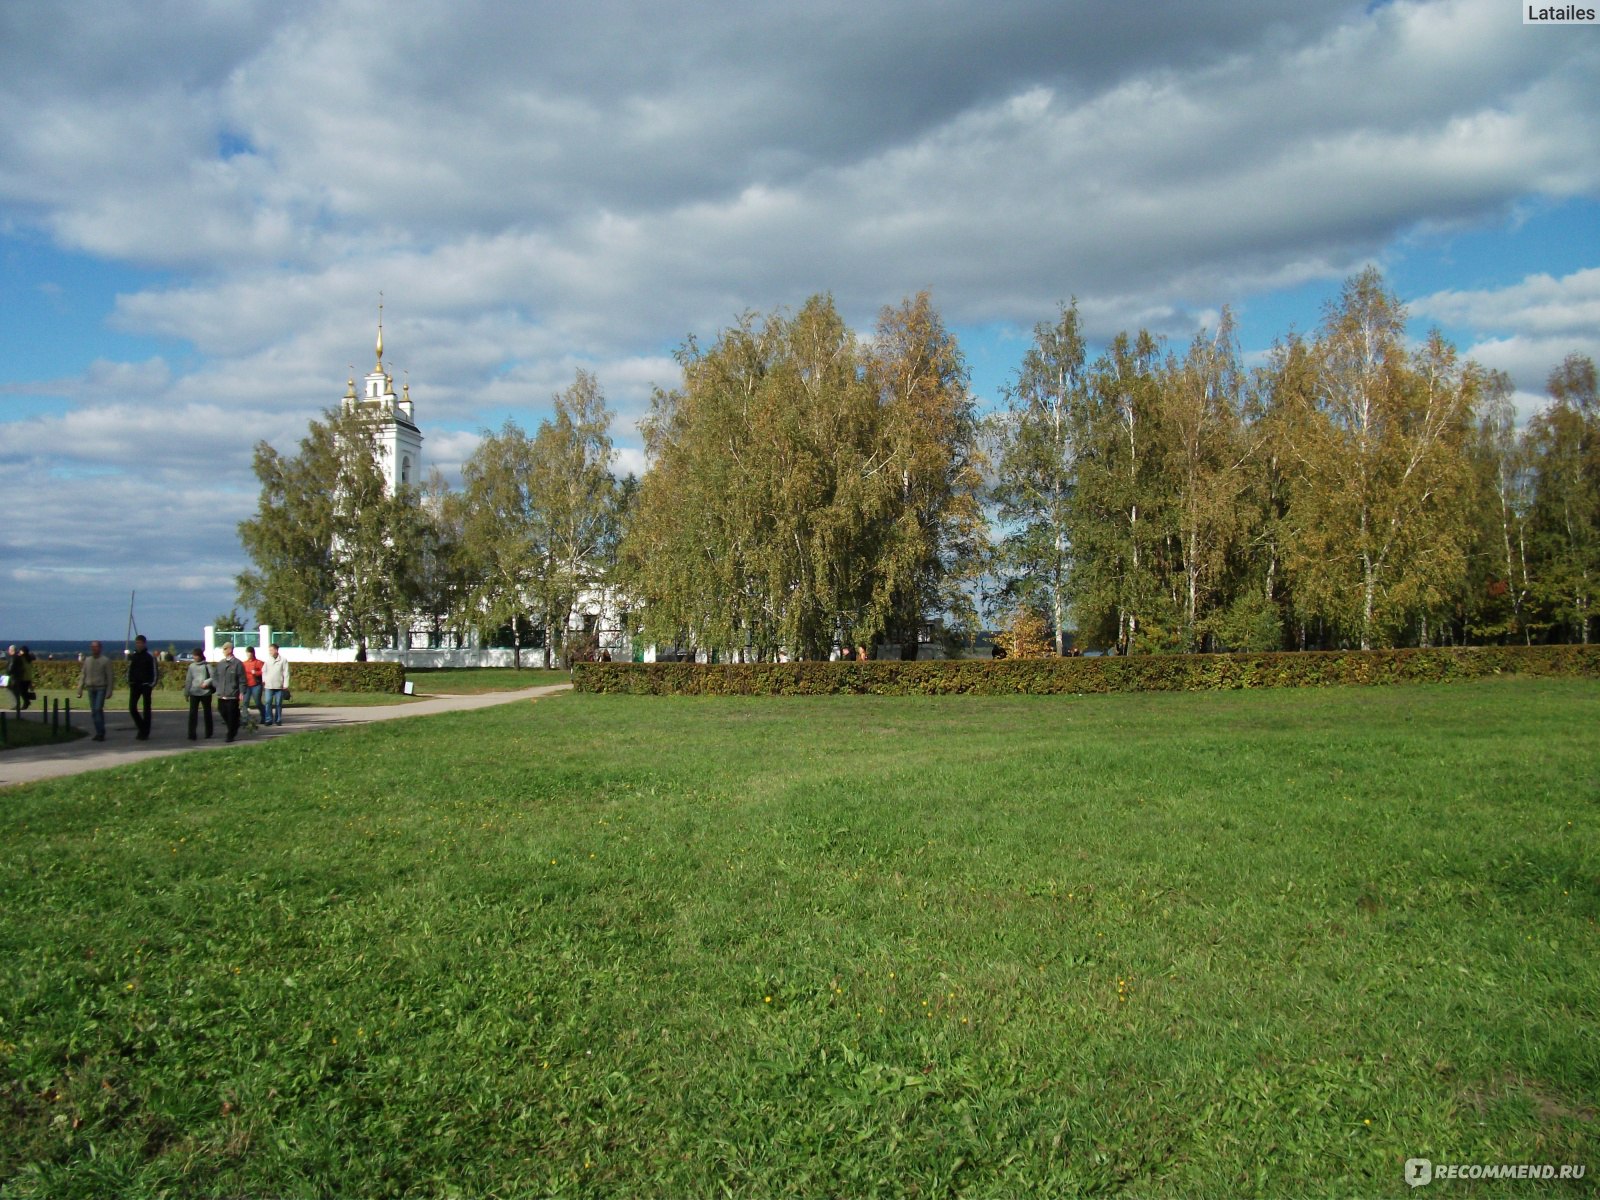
top-left (2, 0), bottom-right (1597, 641)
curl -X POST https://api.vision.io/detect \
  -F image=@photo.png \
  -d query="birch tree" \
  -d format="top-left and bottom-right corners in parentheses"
top-left (1160, 309), bottom-right (1251, 651)
top-left (1525, 354), bottom-right (1600, 643)
top-left (1220, 336), bottom-right (1317, 651)
top-left (625, 293), bottom-right (983, 660)
top-left (1071, 329), bottom-right (1168, 652)
top-left (1464, 371), bottom-right (1535, 643)
top-left (1282, 269), bottom-right (1476, 649)
top-left (992, 301), bottom-right (1087, 654)
top-left (458, 422), bottom-right (541, 667)
top-left (627, 312), bottom-right (787, 657)
top-left (869, 292), bottom-right (988, 655)
top-left (413, 469), bottom-right (472, 650)
top-left (526, 371), bottom-right (618, 666)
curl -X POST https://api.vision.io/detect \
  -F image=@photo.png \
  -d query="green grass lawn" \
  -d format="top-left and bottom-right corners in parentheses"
top-left (407, 666), bottom-right (571, 693)
top-left (1, 680), bottom-right (1595, 1197)
top-left (0, 709), bottom-right (83, 751)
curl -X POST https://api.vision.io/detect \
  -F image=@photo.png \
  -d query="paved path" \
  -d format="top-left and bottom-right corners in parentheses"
top-left (0, 685), bottom-right (572, 788)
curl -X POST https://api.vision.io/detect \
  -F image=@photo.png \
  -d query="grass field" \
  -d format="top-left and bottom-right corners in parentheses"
top-left (0, 709), bottom-right (83, 751)
top-left (1, 680), bottom-right (1595, 1197)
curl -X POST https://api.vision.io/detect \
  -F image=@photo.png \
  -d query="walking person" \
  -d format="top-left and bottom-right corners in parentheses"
top-left (213, 641), bottom-right (245, 743)
top-left (77, 640), bottom-right (115, 741)
top-left (127, 634), bottom-right (159, 740)
top-left (242, 646), bottom-right (265, 732)
top-left (184, 647), bottom-right (215, 740)
top-left (6, 644), bottom-right (31, 714)
top-left (262, 643), bottom-right (291, 726)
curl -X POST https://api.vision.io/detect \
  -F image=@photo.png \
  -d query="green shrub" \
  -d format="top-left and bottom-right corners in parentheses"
top-left (26, 657), bottom-right (404, 694)
top-left (572, 645), bottom-right (1600, 696)
top-left (288, 661), bottom-right (405, 694)
top-left (26, 659), bottom-right (188, 693)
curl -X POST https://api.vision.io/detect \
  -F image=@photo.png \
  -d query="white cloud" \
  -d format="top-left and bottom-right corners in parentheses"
top-left (0, 450), bottom-right (253, 638)
top-left (1413, 267), bottom-right (1600, 338)
top-left (4, 401), bottom-right (254, 471)
top-left (1412, 267), bottom-right (1600, 412)
top-left (614, 446), bottom-right (648, 480)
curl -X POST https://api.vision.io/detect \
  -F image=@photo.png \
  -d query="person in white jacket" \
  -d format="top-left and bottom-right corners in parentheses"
top-left (262, 643), bottom-right (292, 726)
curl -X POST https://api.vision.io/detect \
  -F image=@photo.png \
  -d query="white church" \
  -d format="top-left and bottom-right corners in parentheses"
top-left (208, 315), bottom-right (635, 666)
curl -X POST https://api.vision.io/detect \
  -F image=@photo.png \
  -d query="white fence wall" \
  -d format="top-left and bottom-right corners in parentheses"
top-left (202, 626), bottom-right (557, 669)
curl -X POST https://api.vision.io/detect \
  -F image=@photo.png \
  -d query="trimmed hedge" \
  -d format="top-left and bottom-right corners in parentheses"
top-left (24, 658), bottom-right (405, 695)
top-left (277, 661), bottom-right (405, 694)
top-left (572, 645), bottom-right (1600, 697)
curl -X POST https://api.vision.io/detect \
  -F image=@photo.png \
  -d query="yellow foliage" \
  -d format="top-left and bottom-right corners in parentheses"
top-left (1004, 607), bottom-right (1055, 659)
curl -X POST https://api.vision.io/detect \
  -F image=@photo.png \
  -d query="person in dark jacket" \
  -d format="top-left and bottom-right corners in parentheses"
top-left (127, 634), bottom-right (159, 740)
top-left (212, 642), bottom-right (246, 743)
top-left (6, 645), bottom-right (32, 714)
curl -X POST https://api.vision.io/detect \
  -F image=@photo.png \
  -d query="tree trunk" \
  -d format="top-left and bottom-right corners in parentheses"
top-left (1360, 553), bottom-right (1375, 651)
top-left (1053, 586), bottom-right (1066, 657)
top-left (1187, 529), bottom-right (1199, 650)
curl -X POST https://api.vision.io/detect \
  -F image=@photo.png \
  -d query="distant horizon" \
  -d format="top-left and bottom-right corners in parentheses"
top-left (4, 637), bottom-right (201, 651)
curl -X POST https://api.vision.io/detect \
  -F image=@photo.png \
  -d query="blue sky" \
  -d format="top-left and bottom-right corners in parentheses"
top-left (2, 0), bottom-right (1597, 640)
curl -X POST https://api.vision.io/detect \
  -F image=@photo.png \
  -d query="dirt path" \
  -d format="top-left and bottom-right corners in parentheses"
top-left (0, 685), bottom-right (572, 788)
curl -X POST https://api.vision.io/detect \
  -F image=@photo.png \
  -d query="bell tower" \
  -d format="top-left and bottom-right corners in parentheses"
top-left (343, 299), bottom-right (423, 492)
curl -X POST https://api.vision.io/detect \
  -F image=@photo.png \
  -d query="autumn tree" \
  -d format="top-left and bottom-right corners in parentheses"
top-left (1069, 329), bottom-right (1170, 652)
top-left (1158, 310), bottom-right (1253, 651)
top-left (525, 370), bottom-right (619, 666)
top-left (454, 375), bottom-right (620, 667)
top-left (992, 301), bottom-right (1087, 655)
top-left (1524, 354), bottom-right (1600, 643)
top-left (626, 310), bottom-right (789, 658)
top-left (1216, 335), bottom-right (1315, 652)
top-left (1000, 605), bottom-right (1055, 659)
top-left (868, 292), bottom-right (988, 655)
top-left (411, 469), bottom-right (473, 651)
top-left (457, 421), bottom-right (542, 666)
top-left (624, 293), bottom-right (983, 661)
top-left (1280, 269), bottom-right (1477, 649)
top-left (1462, 372), bottom-right (1536, 643)
top-left (627, 297), bottom-right (891, 659)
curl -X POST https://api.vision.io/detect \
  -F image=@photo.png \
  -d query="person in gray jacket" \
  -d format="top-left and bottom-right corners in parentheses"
top-left (262, 643), bottom-right (291, 726)
top-left (212, 642), bottom-right (246, 743)
top-left (184, 647), bottom-right (215, 740)
top-left (77, 641), bottom-right (115, 741)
